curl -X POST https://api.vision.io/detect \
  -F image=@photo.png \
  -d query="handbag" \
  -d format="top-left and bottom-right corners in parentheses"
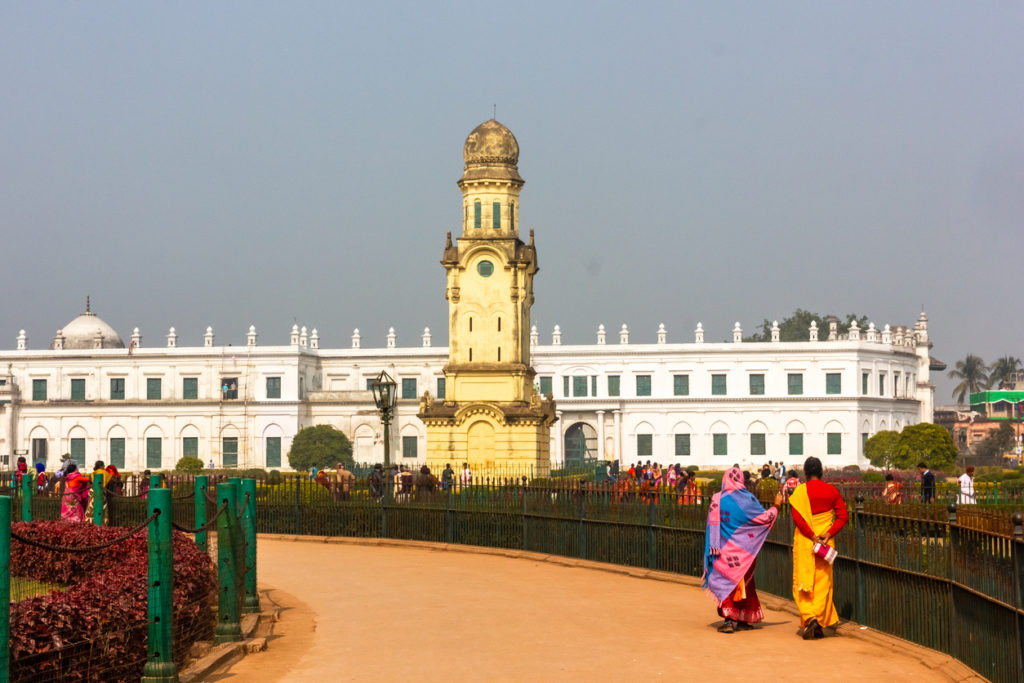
top-left (812, 541), bottom-right (837, 564)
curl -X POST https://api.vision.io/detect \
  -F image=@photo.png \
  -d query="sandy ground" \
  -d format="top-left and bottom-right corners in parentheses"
top-left (207, 538), bottom-right (955, 683)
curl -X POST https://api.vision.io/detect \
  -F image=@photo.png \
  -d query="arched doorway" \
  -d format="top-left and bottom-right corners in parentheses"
top-left (564, 422), bottom-right (598, 467)
top-left (468, 421), bottom-right (496, 467)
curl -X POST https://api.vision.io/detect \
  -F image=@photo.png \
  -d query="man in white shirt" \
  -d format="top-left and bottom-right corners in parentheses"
top-left (957, 465), bottom-right (976, 504)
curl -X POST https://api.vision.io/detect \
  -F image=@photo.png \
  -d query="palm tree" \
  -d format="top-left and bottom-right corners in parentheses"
top-left (949, 354), bottom-right (989, 405)
top-left (986, 356), bottom-right (1022, 389)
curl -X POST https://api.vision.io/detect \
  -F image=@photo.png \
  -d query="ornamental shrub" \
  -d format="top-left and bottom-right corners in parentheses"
top-left (9, 521), bottom-right (215, 683)
top-left (175, 456), bottom-right (204, 474)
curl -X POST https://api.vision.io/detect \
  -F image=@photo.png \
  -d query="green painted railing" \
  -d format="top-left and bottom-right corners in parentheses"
top-left (249, 479), bottom-right (1023, 683)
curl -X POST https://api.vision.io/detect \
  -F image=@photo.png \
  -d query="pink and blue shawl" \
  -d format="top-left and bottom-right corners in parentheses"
top-left (702, 467), bottom-right (778, 602)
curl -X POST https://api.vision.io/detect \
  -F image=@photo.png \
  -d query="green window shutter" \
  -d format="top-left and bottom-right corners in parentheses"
top-left (266, 437), bottom-right (282, 468)
top-left (109, 438), bottom-right (125, 469)
top-left (637, 434), bottom-right (652, 457)
top-left (147, 438), bottom-right (162, 469)
top-left (402, 435), bottom-right (418, 458)
top-left (492, 202), bottom-right (501, 229)
top-left (32, 379), bottom-right (47, 401)
top-left (749, 374), bottom-right (765, 395)
top-left (591, 376), bottom-right (597, 396)
top-left (509, 202), bottom-right (514, 229)
top-left (636, 375), bottom-right (651, 396)
top-left (539, 376), bottom-right (552, 396)
top-left (222, 437), bottom-right (238, 467)
top-left (787, 373), bottom-right (803, 395)
top-left (266, 376), bottom-right (281, 399)
top-left (474, 201), bottom-right (481, 228)
top-left (862, 372), bottom-right (869, 395)
top-left (675, 433), bottom-right (690, 456)
top-left (573, 376), bottom-right (588, 397)
top-left (71, 378), bottom-right (85, 401)
top-left (712, 374), bottom-right (727, 396)
top-left (183, 437), bottom-right (198, 460)
top-left (436, 377), bottom-right (446, 399)
top-left (402, 378), bottom-right (417, 399)
top-left (607, 375), bottom-right (620, 397)
top-left (110, 378), bottom-right (125, 400)
top-left (183, 377), bottom-right (198, 400)
top-left (70, 438), bottom-right (85, 462)
top-left (789, 433), bottom-right (804, 456)
top-left (713, 433), bottom-right (728, 456)
top-left (750, 433), bottom-right (766, 456)
top-left (879, 373), bottom-right (885, 396)
top-left (673, 375), bottom-right (689, 396)
top-left (861, 433), bottom-right (869, 452)
top-left (147, 378), bottom-right (162, 400)
top-left (827, 433), bottom-right (842, 455)
top-left (563, 376), bottom-right (570, 397)
top-left (826, 373), bottom-right (841, 395)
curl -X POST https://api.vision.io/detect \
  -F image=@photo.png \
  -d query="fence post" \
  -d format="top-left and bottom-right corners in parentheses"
top-left (92, 472), bottom-right (104, 525)
top-left (521, 478), bottom-right (527, 552)
top-left (647, 497), bottom-right (656, 569)
top-left (214, 481), bottom-right (242, 644)
top-left (1012, 512), bottom-right (1023, 677)
top-left (293, 474), bottom-right (302, 535)
top-left (0, 495), bottom-right (11, 683)
top-left (20, 475), bottom-right (31, 523)
top-left (240, 479), bottom-right (260, 613)
top-left (194, 475), bottom-right (208, 553)
top-left (854, 493), bottom-right (865, 624)
top-left (141, 488), bottom-right (176, 682)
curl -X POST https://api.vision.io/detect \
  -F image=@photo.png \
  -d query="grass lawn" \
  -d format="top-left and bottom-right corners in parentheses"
top-left (11, 576), bottom-right (65, 601)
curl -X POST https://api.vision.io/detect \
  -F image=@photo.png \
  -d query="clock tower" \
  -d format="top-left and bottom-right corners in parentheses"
top-left (419, 119), bottom-right (556, 475)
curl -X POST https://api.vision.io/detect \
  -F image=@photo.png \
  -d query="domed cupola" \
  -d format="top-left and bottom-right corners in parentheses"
top-left (51, 298), bottom-right (125, 350)
top-left (458, 119), bottom-right (524, 236)
top-left (460, 119), bottom-right (523, 184)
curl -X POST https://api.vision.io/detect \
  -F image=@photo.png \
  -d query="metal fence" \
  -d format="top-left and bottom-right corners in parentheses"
top-left (248, 476), bottom-right (1024, 683)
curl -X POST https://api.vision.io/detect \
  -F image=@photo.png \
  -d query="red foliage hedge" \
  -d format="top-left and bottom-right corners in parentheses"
top-left (9, 521), bottom-right (215, 682)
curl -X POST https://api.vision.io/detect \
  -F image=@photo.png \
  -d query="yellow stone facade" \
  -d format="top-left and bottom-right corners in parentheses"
top-left (419, 119), bottom-right (556, 475)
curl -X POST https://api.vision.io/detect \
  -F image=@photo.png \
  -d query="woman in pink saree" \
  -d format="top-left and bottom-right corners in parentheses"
top-left (59, 460), bottom-right (91, 522)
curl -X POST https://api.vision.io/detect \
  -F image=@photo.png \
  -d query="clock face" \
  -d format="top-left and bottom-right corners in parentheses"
top-left (477, 260), bottom-right (494, 277)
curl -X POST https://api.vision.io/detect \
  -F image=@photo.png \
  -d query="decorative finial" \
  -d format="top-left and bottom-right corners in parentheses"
top-left (493, 103), bottom-right (497, 119)
top-left (86, 295), bottom-right (91, 313)
top-left (445, 231), bottom-right (452, 249)
top-left (529, 228), bottom-right (535, 246)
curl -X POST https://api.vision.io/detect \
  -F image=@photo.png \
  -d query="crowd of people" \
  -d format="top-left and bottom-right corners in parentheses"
top-left (315, 461), bottom-right (477, 502)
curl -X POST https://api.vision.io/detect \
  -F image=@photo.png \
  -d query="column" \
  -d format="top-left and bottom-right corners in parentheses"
top-left (596, 410), bottom-right (606, 461)
top-left (613, 410), bottom-right (622, 463)
top-left (554, 411), bottom-right (563, 466)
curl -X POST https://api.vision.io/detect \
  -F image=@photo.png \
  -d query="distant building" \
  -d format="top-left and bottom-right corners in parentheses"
top-left (0, 123), bottom-right (942, 473)
top-left (935, 372), bottom-right (1024, 463)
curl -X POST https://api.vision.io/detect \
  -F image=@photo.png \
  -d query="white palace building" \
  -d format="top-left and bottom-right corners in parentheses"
top-left (0, 303), bottom-right (937, 473)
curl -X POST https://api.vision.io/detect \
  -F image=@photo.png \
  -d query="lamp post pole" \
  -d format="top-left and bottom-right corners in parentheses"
top-left (370, 370), bottom-right (398, 503)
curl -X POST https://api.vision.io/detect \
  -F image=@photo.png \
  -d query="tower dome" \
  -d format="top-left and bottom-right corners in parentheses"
top-left (461, 119), bottom-right (523, 184)
top-left (51, 300), bottom-right (125, 350)
top-left (463, 119), bottom-right (519, 166)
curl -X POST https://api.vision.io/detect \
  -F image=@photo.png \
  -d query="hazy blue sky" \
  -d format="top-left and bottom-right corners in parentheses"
top-left (3, 2), bottom-right (1022, 402)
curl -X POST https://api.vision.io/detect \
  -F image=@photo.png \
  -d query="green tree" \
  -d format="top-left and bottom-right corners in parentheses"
top-left (986, 356), bottom-right (1021, 389)
top-left (744, 309), bottom-right (869, 342)
top-left (948, 354), bottom-right (989, 404)
top-left (287, 425), bottom-right (353, 472)
top-left (864, 430), bottom-right (901, 469)
top-left (892, 423), bottom-right (958, 470)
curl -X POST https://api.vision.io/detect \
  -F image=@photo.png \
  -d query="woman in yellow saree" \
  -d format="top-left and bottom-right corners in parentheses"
top-left (790, 456), bottom-right (848, 639)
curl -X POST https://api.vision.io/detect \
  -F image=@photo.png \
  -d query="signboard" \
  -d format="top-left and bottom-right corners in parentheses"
top-left (13, 449), bottom-right (28, 456)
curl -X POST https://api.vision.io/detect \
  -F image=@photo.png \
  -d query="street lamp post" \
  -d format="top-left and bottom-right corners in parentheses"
top-left (370, 370), bottom-right (398, 469)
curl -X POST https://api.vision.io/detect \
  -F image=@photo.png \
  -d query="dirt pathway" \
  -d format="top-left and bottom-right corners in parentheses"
top-left (208, 538), bottom-right (964, 682)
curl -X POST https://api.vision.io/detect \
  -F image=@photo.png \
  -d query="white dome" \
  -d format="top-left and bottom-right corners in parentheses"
top-left (52, 308), bottom-right (124, 350)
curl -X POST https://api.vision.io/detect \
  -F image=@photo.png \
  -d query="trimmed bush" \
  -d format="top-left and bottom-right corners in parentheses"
top-left (175, 456), bottom-right (204, 474)
top-left (9, 521), bottom-right (215, 682)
